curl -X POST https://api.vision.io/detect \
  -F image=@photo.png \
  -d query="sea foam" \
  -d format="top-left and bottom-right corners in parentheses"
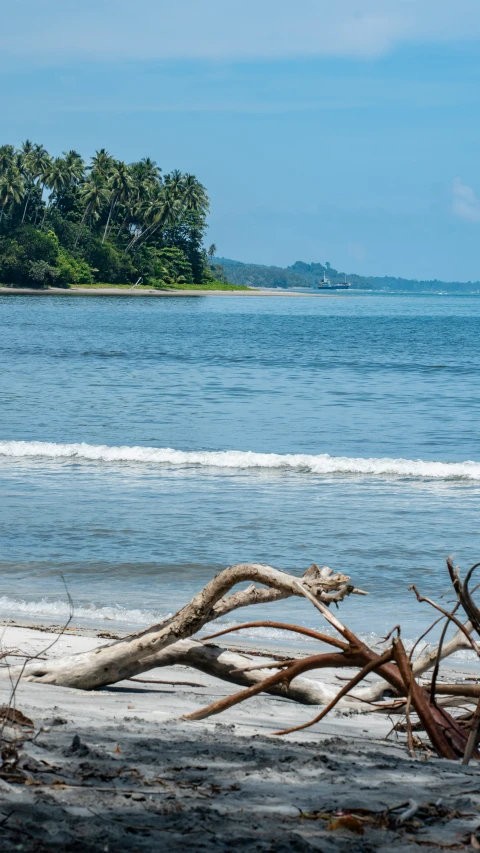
top-left (0, 595), bottom-right (169, 626)
top-left (0, 440), bottom-right (479, 480)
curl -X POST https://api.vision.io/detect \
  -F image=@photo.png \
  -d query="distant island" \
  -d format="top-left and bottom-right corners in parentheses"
top-left (0, 141), bottom-right (244, 291)
top-left (215, 257), bottom-right (480, 293)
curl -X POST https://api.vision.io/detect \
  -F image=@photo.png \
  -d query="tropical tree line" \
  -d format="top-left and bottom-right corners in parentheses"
top-left (0, 140), bottom-right (220, 287)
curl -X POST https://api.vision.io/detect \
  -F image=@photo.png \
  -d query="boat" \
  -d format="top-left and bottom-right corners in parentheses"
top-left (317, 273), bottom-right (351, 290)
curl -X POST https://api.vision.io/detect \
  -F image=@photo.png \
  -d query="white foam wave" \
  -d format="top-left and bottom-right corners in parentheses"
top-left (0, 440), bottom-right (479, 480)
top-left (0, 596), bottom-right (170, 626)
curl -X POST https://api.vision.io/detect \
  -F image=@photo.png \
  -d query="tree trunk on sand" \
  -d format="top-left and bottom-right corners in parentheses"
top-left (6, 564), bottom-right (361, 690)
top-left (150, 638), bottom-right (346, 706)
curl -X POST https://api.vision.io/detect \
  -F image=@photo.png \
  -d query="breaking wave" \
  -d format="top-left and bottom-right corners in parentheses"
top-left (0, 595), bottom-right (170, 627)
top-left (0, 440), bottom-right (479, 481)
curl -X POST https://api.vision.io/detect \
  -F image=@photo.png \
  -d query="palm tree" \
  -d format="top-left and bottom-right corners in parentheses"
top-left (46, 158), bottom-right (70, 196)
top-left (22, 144), bottom-right (50, 223)
top-left (19, 142), bottom-right (46, 223)
top-left (207, 244), bottom-right (217, 260)
top-left (126, 185), bottom-right (181, 252)
top-left (89, 149), bottom-right (114, 179)
top-left (181, 174), bottom-right (209, 214)
top-left (102, 161), bottom-right (133, 243)
top-left (40, 157), bottom-right (70, 227)
top-left (0, 145), bottom-right (15, 174)
top-left (75, 172), bottom-right (109, 246)
top-left (132, 157), bottom-right (161, 186)
top-left (62, 150), bottom-right (85, 185)
top-left (32, 149), bottom-right (53, 226)
top-left (0, 168), bottom-right (24, 223)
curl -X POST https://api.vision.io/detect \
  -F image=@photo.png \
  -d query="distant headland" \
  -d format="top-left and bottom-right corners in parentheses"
top-left (216, 257), bottom-right (480, 293)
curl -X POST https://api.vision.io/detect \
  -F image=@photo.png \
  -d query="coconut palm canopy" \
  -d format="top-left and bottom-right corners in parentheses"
top-left (0, 141), bottom-right (217, 288)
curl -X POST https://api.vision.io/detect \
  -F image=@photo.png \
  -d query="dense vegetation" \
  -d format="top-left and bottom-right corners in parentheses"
top-left (0, 140), bottom-right (223, 288)
top-left (218, 257), bottom-right (480, 292)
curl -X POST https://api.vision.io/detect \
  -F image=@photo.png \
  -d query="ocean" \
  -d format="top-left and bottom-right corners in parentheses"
top-left (1, 292), bottom-right (479, 648)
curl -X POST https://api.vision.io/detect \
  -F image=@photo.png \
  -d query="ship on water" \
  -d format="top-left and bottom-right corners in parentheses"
top-left (317, 273), bottom-right (351, 290)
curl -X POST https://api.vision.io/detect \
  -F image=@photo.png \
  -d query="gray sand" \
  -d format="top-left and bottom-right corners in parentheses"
top-left (1, 624), bottom-right (479, 851)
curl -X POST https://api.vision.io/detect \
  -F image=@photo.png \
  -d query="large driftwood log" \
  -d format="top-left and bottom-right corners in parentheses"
top-left (4, 563), bottom-right (359, 690)
top-left (152, 638), bottom-right (343, 706)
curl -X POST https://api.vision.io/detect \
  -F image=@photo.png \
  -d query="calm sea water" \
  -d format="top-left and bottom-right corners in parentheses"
top-left (1, 292), bottom-right (479, 646)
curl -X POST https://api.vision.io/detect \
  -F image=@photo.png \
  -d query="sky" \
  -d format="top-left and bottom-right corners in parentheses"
top-left (2, 1), bottom-right (480, 280)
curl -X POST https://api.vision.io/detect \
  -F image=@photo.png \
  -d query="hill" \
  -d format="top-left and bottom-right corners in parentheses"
top-left (216, 257), bottom-right (480, 292)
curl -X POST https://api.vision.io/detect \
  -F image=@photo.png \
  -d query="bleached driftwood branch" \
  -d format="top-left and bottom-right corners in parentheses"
top-left (3, 563), bottom-right (359, 690)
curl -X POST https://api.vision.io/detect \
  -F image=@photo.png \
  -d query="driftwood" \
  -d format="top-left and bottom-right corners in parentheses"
top-left (2, 564), bottom-right (361, 689)
top-left (149, 638), bottom-right (346, 706)
top-left (179, 558), bottom-right (480, 761)
top-left (4, 556), bottom-right (480, 762)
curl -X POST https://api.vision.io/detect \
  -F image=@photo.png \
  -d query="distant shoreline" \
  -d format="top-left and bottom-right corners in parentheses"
top-left (0, 286), bottom-right (344, 298)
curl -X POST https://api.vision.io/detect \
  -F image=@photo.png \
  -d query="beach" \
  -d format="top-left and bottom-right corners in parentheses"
top-left (2, 620), bottom-right (480, 852)
top-left (0, 286), bottom-right (342, 297)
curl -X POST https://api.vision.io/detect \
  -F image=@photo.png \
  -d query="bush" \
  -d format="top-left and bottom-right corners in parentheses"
top-left (147, 247), bottom-right (193, 285)
top-left (0, 227), bottom-right (60, 284)
top-left (56, 248), bottom-right (93, 285)
top-left (28, 260), bottom-right (60, 286)
top-left (83, 238), bottom-right (136, 283)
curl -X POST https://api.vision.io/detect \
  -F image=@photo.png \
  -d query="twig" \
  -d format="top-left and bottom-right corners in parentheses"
top-left (409, 614), bottom-right (445, 662)
top-left (0, 573), bottom-right (74, 743)
top-left (397, 799), bottom-right (419, 824)
top-left (409, 585), bottom-right (479, 655)
top-left (430, 602), bottom-right (460, 705)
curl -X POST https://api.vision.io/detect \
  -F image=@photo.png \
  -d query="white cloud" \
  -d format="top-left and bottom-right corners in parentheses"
top-left (452, 178), bottom-right (480, 223)
top-left (2, 0), bottom-right (480, 64)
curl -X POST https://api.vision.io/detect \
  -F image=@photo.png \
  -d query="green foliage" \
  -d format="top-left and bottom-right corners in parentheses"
top-left (28, 260), bottom-right (59, 286)
top-left (82, 238), bottom-right (135, 284)
top-left (56, 248), bottom-right (93, 285)
top-left (0, 140), bottom-right (213, 288)
top-left (148, 246), bottom-right (193, 285)
top-left (0, 226), bottom-right (60, 284)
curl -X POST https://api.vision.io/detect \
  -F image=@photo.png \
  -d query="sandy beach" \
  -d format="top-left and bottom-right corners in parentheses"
top-left (1, 621), bottom-right (480, 852)
top-left (0, 286), bottom-right (343, 297)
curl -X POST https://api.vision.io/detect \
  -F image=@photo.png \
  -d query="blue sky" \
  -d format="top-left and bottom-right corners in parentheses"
top-left (2, 1), bottom-right (480, 280)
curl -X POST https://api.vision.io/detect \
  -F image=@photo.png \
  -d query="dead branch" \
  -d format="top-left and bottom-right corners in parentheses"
top-left (2, 563), bottom-right (358, 690)
top-left (447, 558), bottom-right (480, 637)
top-left (391, 637), bottom-right (460, 760)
